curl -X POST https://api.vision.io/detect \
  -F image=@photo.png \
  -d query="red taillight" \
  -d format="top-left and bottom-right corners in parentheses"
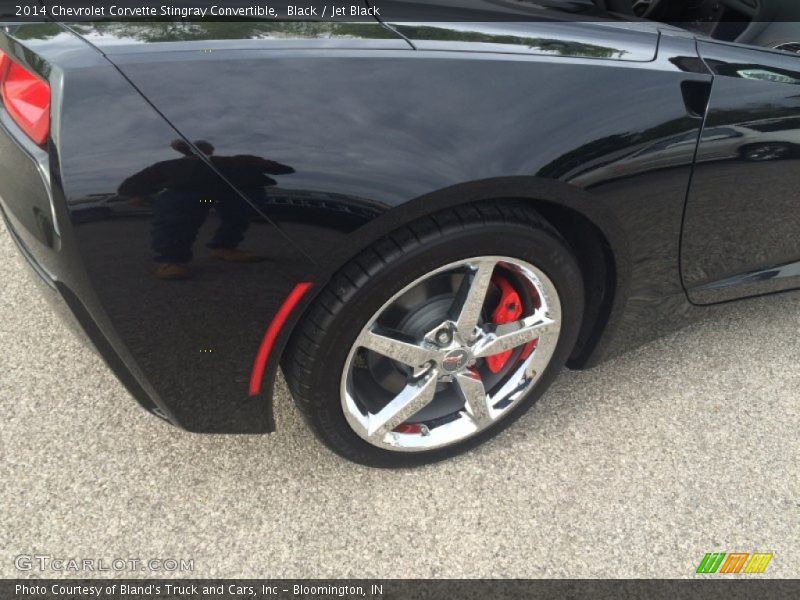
top-left (0, 49), bottom-right (50, 146)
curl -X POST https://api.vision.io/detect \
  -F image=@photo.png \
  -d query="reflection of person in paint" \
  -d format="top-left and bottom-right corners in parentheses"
top-left (118, 139), bottom-right (294, 279)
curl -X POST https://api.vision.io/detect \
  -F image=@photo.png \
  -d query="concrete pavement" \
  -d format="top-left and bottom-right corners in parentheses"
top-left (1, 222), bottom-right (797, 578)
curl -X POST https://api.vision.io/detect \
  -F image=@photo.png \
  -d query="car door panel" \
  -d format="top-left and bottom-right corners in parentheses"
top-left (682, 41), bottom-right (800, 303)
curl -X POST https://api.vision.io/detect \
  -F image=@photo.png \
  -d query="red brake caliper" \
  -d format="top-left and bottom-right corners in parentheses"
top-left (486, 276), bottom-right (538, 373)
top-left (394, 276), bottom-right (536, 433)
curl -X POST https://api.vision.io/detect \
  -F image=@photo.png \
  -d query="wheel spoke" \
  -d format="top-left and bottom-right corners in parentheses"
top-left (357, 329), bottom-right (436, 368)
top-left (473, 310), bottom-right (556, 358)
top-left (454, 371), bottom-right (492, 427)
top-left (367, 370), bottom-right (439, 439)
top-left (342, 254), bottom-right (563, 452)
top-left (452, 260), bottom-right (496, 341)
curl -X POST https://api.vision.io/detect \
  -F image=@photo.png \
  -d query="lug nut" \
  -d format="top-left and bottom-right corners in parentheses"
top-left (436, 329), bottom-right (452, 345)
top-left (418, 360), bottom-right (435, 373)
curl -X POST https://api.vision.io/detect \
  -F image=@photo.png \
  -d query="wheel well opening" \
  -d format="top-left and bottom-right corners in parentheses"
top-left (280, 196), bottom-right (618, 374)
top-left (521, 201), bottom-right (617, 369)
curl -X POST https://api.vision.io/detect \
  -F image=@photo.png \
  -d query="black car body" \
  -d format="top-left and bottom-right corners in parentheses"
top-left (2, 1), bottom-right (799, 463)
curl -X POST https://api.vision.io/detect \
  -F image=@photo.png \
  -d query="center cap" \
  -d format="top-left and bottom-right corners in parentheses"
top-left (441, 348), bottom-right (471, 373)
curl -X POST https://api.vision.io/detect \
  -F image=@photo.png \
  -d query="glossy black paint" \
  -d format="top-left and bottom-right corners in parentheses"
top-left (683, 41), bottom-right (800, 303)
top-left (103, 26), bottom-right (709, 365)
top-left (387, 21), bottom-right (659, 59)
top-left (1, 24), bottom-right (316, 432)
top-left (1, 18), bottom-right (797, 435)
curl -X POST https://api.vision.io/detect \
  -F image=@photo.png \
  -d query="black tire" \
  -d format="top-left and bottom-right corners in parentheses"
top-left (284, 201), bottom-right (585, 467)
top-left (740, 142), bottom-right (793, 162)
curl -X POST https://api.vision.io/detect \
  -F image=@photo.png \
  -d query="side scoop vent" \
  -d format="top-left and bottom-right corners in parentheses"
top-left (774, 42), bottom-right (800, 55)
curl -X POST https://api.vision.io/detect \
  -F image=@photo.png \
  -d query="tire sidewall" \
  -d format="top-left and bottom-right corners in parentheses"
top-left (301, 222), bottom-right (585, 467)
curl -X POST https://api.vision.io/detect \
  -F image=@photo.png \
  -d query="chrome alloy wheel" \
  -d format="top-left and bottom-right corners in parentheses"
top-left (746, 144), bottom-right (789, 161)
top-left (340, 256), bottom-right (562, 452)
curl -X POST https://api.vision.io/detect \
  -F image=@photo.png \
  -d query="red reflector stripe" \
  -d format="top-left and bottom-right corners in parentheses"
top-left (249, 282), bottom-right (313, 396)
top-left (0, 49), bottom-right (50, 146)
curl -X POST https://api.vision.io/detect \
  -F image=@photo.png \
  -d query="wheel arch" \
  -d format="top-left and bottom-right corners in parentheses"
top-left (279, 177), bottom-right (631, 375)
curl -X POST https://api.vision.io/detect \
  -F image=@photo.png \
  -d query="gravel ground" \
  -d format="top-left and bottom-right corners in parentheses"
top-left (0, 221), bottom-right (798, 579)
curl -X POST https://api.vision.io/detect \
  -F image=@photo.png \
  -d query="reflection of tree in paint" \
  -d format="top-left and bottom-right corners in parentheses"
top-left (68, 21), bottom-right (399, 43)
top-left (394, 25), bottom-right (628, 59)
top-left (10, 21), bottom-right (627, 58)
top-left (4, 23), bottom-right (62, 40)
top-left (7, 21), bottom-right (400, 42)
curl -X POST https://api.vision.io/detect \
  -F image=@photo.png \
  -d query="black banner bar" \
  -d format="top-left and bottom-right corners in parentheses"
top-left (3, 580), bottom-right (800, 600)
top-left (1, 0), bottom-right (798, 22)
